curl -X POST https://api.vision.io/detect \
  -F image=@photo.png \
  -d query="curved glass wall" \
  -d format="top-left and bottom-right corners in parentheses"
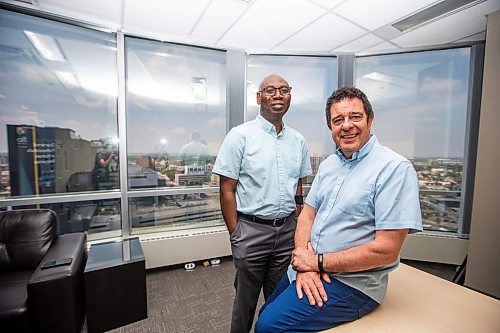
top-left (355, 48), bottom-right (471, 234)
top-left (0, 8), bottom-right (481, 241)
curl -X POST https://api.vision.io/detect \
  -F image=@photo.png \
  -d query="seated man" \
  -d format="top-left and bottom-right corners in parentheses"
top-left (255, 86), bottom-right (423, 332)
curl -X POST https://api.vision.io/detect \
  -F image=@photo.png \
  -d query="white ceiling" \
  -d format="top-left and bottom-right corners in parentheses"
top-left (2, 0), bottom-right (500, 54)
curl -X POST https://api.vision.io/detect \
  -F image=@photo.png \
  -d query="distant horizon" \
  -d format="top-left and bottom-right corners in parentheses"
top-left (0, 151), bottom-right (465, 160)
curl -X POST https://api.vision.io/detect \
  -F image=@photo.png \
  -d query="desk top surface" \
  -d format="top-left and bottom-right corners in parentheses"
top-left (326, 263), bottom-right (500, 333)
top-left (85, 238), bottom-right (144, 272)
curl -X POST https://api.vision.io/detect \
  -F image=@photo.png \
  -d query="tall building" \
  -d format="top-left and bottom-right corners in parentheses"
top-left (7, 125), bottom-right (97, 196)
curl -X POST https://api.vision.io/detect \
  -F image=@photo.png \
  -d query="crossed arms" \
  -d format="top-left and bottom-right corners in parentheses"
top-left (291, 204), bottom-right (409, 307)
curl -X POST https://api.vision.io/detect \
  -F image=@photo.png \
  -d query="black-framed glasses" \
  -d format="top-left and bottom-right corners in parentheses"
top-left (259, 86), bottom-right (292, 96)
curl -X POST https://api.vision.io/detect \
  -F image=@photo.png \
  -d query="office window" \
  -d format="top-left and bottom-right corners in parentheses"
top-left (355, 48), bottom-right (471, 233)
top-left (7, 198), bottom-right (122, 240)
top-left (125, 37), bottom-right (226, 233)
top-left (129, 192), bottom-right (222, 234)
top-left (0, 9), bottom-right (119, 198)
top-left (247, 55), bottom-right (337, 184)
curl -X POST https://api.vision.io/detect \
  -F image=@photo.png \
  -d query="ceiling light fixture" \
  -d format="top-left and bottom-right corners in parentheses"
top-left (392, 0), bottom-right (484, 32)
top-left (24, 31), bottom-right (65, 62)
top-left (15, 0), bottom-right (39, 5)
top-left (192, 77), bottom-right (207, 103)
top-left (54, 71), bottom-right (80, 89)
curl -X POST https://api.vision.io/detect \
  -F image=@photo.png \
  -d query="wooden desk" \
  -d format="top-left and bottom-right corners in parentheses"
top-left (326, 263), bottom-right (500, 333)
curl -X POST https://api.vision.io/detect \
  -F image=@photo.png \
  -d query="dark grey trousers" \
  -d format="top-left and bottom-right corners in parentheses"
top-left (229, 214), bottom-right (296, 333)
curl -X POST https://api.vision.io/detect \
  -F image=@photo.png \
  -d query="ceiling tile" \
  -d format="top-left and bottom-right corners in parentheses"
top-left (123, 0), bottom-right (210, 40)
top-left (372, 24), bottom-right (405, 41)
top-left (357, 41), bottom-right (402, 55)
top-left (334, 0), bottom-right (439, 31)
top-left (218, 0), bottom-right (326, 51)
top-left (7, 0), bottom-right (497, 54)
top-left (308, 0), bottom-right (344, 10)
top-left (332, 33), bottom-right (385, 53)
top-left (190, 0), bottom-right (248, 45)
top-left (274, 13), bottom-right (366, 51)
top-left (38, 0), bottom-right (122, 28)
top-left (391, 1), bottom-right (498, 48)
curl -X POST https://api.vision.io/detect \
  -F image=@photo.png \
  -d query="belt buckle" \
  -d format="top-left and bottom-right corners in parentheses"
top-left (272, 218), bottom-right (283, 227)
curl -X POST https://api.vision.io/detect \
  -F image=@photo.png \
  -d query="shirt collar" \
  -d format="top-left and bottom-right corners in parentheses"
top-left (256, 114), bottom-right (285, 136)
top-left (335, 134), bottom-right (377, 162)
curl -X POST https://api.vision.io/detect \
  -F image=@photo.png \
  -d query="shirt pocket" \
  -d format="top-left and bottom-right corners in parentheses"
top-left (336, 182), bottom-right (373, 217)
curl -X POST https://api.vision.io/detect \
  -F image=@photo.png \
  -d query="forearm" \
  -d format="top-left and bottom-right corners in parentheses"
top-left (323, 244), bottom-right (397, 273)
top-left (219, 176), bottom-right (239, 234)
top-left (294, 204), bottom-right (315, 249)
top-left (294, 178), bottom-right (303, 216)
top-left (220, 191), bottom-right (238, 233)
top-left (322, 229), bottom-right (409, 273)
top-left (295, 178), bottom-right (303, 197)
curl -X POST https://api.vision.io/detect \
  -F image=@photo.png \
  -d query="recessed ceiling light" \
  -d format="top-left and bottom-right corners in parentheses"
top-left (24, 31), bottom-right (65, 62)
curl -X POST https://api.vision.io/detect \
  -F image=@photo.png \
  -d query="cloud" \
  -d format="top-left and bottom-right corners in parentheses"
top-left (172, 127), bottom-right (187, 135)
top-left (207, 117), bottom-right (225, 126)
top-left (0, 108), bottom-right (45, 126)
top-left (419, 77), bottom-right (461, 94)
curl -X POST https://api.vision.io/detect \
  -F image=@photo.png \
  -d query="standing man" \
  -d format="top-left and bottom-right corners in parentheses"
top-left (213, 74), bottom-right (312, 333)
top-left (255, 86), bottom-right (422, 332)
top-left (92, 144), bottom-right (117, 190)
top-left (179, 130), bottom-right (211, 165)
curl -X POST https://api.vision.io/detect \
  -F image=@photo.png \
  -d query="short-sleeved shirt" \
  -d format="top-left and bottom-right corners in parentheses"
top-left (287, 135), bottom-right (422, 303)
top-left (213, 114), bottom-right (312, 219)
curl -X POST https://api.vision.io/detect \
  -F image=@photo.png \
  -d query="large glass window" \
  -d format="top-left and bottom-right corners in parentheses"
top-left (129, 191), bottom-right (222, 234)
top-left (125, 37), bottom-right (227, 233)
top-left (355, 48), bottom-right (471, 234)
top-left (0, 9), bottom-right (121, 240)
top-left (0, 9), bottom-right (119, 198)
top-left (6, 198), bottom-right (122, 240)
top-left (247, 55), bottom-right (337, 185)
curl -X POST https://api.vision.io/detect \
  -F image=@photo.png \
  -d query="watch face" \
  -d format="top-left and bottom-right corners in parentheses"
top-left (295, 195), bottom-right (303, 205)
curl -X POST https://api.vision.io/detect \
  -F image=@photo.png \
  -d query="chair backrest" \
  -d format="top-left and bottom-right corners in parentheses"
top-left (0, 209), bottom-right (57, 272)
top-left (67, 171), bottom-right (95, 192)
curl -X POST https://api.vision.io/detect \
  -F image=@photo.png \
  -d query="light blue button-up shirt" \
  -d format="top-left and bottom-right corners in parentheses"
top-left (213, 115), bottom-right (312, 219)
top-left (288, 135), bottom-right (422, 303)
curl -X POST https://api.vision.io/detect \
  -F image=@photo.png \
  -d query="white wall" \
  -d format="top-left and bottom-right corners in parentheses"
top-left (465, 9), bottom-right (500, 299)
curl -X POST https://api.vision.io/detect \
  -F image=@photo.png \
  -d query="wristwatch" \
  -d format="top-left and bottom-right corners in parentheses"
top-left (318, 253), bottom-right (324, 274)
top-left (294, 195), bottom-right (303, 205)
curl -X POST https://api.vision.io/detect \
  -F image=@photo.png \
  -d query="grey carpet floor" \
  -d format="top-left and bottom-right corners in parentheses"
top-left (106, 257), bottom-right (456, 333)
top-left (107, 257), bottom-right (245, 333)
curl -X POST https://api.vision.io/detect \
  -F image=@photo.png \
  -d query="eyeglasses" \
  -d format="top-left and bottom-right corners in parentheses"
top-left (259, 86), bottom-right (292, 96)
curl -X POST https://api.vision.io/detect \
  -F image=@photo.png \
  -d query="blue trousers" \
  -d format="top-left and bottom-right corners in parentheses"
top-left (255, 273), bottom-right (379, 333)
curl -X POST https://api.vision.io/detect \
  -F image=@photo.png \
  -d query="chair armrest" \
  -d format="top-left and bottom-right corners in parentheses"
top-left (28, 233), bottom-right (87, 333)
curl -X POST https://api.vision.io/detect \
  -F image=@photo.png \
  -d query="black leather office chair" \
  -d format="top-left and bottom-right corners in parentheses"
top-left (0, 209), bottom-right (87, 333)
top-left (67, 171), bottom-right (95, 192)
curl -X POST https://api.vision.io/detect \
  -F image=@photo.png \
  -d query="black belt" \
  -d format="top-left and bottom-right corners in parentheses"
top-left (237, 212), bottom-right (291, 227)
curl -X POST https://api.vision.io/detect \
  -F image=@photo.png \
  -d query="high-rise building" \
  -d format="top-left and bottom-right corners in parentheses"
top-left (7, 125), bottom-right (97, 196)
